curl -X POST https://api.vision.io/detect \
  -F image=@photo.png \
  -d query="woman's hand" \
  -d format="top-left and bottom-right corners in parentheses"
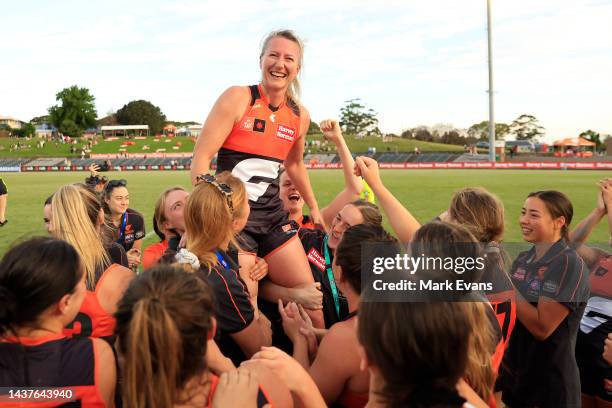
top-left (126, 248), bottom-right (141, 270)
top-left (354, 156), bottom-right (383, 190)
top-left (212, 368), bottom-right (259, 408)
top-left (309, 207), bottom-right (327, 231)
top-left (278, 300), bottom-right (309, 343)
top-left (292, 282), bottom-right (323, 310)
top-left (250, 257), bottom-right (269, 281)
top-left (320, 119), bottom-right (342, 144)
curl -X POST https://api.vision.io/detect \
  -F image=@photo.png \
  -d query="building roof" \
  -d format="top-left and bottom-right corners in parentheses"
top-left (100, 125), bottom-right (149, 130)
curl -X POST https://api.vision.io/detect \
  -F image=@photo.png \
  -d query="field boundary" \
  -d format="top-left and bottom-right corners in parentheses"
top-left (2, 161), bottom-right (612, 173)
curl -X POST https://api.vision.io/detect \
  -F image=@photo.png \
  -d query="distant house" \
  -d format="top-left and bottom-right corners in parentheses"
top-left (0, 116), bottom-right (25, 129)
top-left (188, 124), bottom-right (202, 137)
top-left (35, 123), bottom-right (58, 138)
top-left (505, 140), bottom-right (535, 153)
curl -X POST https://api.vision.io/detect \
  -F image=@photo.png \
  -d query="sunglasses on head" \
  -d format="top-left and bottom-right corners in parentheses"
top-left (196, 174), bottom-right (234, 214)
top-left (105, 179), bottom-right (127, 191)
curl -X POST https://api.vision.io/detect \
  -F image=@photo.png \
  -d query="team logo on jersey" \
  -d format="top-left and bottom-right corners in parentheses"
top-left (512, 267), bottom-right (526, 281)
top-left (254, 119), bottom-right (266, 133)
top-left (528, 278), bottom-right (541, 296)
top-left (253, 103), bottom-right (261, 109)
top-left (276, 124), bottom-right (296, 142)
top-left (240, 117), bottom-right (255, 131)
top-left (307, 248), bottom-right (326, 271)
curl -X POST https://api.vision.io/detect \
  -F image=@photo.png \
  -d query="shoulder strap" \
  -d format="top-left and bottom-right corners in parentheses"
top-left (249, 85), bottom-right (260, 106)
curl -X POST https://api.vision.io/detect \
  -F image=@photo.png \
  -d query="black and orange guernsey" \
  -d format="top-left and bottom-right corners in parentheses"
top-left (0, 333), bottom-right (106, 407)
top-left (217, 84), bottom-right (301, 227)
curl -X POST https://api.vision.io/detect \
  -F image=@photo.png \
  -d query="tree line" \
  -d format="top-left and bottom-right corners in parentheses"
top-left (3, 86), bottom-right (608, 150)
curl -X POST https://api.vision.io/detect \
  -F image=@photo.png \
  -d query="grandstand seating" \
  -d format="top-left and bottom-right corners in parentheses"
top-left (24, 158), bottom-right (67, 167)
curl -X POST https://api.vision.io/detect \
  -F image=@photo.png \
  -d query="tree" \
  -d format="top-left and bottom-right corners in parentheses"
top-left (48, 85), bottom-right (97, 137)
top-left (579, 129), bottom-right (602, 150)
top-left (11, 123), bottom-right (36, 138)
top-left (307, 120), bottom-right (320, 135)
top-left (339, 98), bottom-right (381, 138)
top-left (401, 129), bottom-right (413, 139)
top-left (413, 127), bottom-right (433, 142)
top-left (509, 114), bottom-right (544, 141)
top-left (116, 100), bottom-right (166, 135)
top-left (468, 121), bottom-right (509, 140)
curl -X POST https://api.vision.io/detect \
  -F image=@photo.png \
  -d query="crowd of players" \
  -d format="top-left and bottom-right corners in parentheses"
top-left (0, 29), bottom-right (611, 408)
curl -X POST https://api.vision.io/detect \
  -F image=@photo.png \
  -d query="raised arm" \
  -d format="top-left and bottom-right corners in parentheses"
top-left (354, 156), bottom-right (421, 243)
top-left (285, 107), bottom-right (323, 227)
top-left (569, 186), bottom-right (607, 266)
top-left (319, 119), bottom-right (363, 227)
top-left (190, 86), bottom-right (249, 184)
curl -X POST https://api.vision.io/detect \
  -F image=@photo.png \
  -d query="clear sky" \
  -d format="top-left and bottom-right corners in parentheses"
top-left (2, 0), bottom-right (611, 142)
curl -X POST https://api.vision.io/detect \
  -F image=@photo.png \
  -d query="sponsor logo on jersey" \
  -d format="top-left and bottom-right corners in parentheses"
top-left (281, 223), bottom-right (293, 233)
top-left (269, 113), bottom-right (276, 123)
top-left (307, 248), bottom-right (326, 271)
top-left (254, 119), bottom-right (266, 133)
top-left (542, 280), bottom-right (559, 294)
top-left (253, 103), bottom-right (262, 109)
top-left (240, 117), bottom-right (255, 131)
top-left (276, 124), bottom-right (296, 142)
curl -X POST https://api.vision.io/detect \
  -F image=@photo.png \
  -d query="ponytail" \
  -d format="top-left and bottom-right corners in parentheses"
top-left (123, 299), bottom-right (181, 408)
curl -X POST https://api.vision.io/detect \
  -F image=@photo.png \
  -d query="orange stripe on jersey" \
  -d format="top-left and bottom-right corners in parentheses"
top-left (222, 84), bottom-right (301, 161)
top-left (213, 268), bottom-right (247, 325)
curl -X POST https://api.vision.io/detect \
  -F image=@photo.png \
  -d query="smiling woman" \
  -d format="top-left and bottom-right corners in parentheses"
top-left (190, 29), bottom-right (325, 328)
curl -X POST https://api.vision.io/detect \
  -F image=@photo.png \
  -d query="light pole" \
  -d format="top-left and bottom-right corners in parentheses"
top-left (487, 0), bottom-right (496, 162)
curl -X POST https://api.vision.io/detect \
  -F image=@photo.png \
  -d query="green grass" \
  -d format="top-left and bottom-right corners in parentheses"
top-left (0, 133), bottom-right (462, 158)
top-left (1, 170), bottom-right (610, 257)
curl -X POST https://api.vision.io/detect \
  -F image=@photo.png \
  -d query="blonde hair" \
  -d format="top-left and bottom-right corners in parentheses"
top-left (260, 29), bottom-right (304, 103)
top-left (51, 184), bottom-right (110, 290)
top-left (184, 174), bottom-right (239, 270)
top-left (463, 301), bottom-right (497, 402)
top-left (449, 188), bottom-right (505, 243)
top-left (153, 186), bottom-right (187, 240)
top-left (216, 171), bottom-right (247, 221)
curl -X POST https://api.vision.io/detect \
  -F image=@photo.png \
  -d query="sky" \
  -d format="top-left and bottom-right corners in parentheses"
top-left (2, 0), bottom-right (611, 142)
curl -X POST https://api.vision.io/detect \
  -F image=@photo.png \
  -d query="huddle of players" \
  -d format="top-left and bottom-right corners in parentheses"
top-left (0, 155), bottom-right (610, 408)
top-left (0, 24), bottom-right (610, 407)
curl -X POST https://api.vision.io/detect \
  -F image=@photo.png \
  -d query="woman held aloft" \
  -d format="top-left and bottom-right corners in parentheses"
top-left (191, 29), bottom-right (324, 328)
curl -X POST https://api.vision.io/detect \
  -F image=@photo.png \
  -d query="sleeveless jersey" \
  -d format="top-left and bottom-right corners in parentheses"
top-left (217, 84), bottom-right (301, 223)
top-left (64, 264), bottom-right (129, 341)
top-left (0, 333), bottom-right (105, 407)
top-left (581, 254), bottom-right (612, 334)
top-left (205, 374), bottom-right (272, 408)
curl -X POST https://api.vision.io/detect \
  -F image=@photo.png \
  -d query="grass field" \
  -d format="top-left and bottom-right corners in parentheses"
top-left (0, 169), bottom-right (610, 257)
top-left (0, 133), bottom-right (463, 158)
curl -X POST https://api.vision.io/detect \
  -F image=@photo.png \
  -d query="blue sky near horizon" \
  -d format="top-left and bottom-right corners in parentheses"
top-left (2, 0), bottom-right (611, 142)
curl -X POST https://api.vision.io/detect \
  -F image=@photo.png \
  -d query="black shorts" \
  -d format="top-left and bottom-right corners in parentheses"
top-left (0, 179), bottom-right (7, 195)
top-left (238, 210), bottom-right (299, 258)
top-left (577, 320), bottom-right (612, 401)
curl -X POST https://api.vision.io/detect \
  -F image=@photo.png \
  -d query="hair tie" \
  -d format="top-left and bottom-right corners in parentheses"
top-left (175, 248), bottom-right (200, 270)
